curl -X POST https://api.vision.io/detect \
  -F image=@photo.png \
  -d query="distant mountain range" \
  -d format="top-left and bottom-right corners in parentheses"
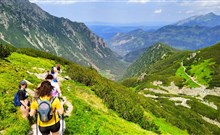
top-left (0, 0), bottom-right (126, 79)
top-left (108, 12), bottom-right (220, 59)
top-left (87, 25), bottom-right (159, 40)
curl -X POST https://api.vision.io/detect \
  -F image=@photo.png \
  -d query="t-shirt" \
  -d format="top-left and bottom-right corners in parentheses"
top-left (51, 88), bottom-right (58, 97)
top-left (51, 81), bottom-right (60, 97)
top-left (18, 89), bottom-right (28, 101)
top-left (30, 96), bottom-right (62, 127)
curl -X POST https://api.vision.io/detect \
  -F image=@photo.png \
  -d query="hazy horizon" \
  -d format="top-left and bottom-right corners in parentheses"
top-left (30, 0), bottom-right (220, 26)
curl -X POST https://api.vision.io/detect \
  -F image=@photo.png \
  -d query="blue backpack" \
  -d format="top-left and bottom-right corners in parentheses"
top-left (37, 97), bottom-right (56, 122)
top-left (14, 91), bottom-right (21, 106)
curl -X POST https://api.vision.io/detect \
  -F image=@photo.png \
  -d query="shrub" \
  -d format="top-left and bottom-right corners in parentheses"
top-left (67, 64), bottom-right (160, 133)
top-left (0, 43), bottom-right (16, 59)
top-left (121, 77), bottom-right (139, 87)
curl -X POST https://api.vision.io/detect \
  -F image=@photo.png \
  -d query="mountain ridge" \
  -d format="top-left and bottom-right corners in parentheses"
top-left (108, 12), bottom-right (220, 57)
top-left (122, 42), bottom-right (220, 89)
top-left (174, 12), bottom-right (220, 27)
top-left (123, 43), bottom-right (179, 78)
top-left (0, 0), bottom-right (126, 79)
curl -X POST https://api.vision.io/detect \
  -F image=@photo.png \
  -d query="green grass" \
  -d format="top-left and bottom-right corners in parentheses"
top-left (99, 70), bottom-right (116, 80)
top-left (1, 53), bottom-right (155, 135)
top-left (204, 95), bottom-right (220, 112)
top-left (187, 99), bottom-right (220, 122)
top-left (7, 53), bottom-right (56, 73)
top-left (1, 51), bottom-right (220, 135)
top-left (59, 78), bottom-right (156, 135)
top-left (144, 112), bottom-right (189, 135)
top-left (176, 64), bottom-right (199, 88)
top-left (189, 59), bottom-right (215, 86)
top-left (0, 59), bottom-right (33, 134)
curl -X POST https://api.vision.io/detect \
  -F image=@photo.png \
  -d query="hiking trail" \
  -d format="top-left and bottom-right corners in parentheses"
top-left (181, 62), bottom-right (206, 89)
top-left (26, 70), bottom-right (73, 135)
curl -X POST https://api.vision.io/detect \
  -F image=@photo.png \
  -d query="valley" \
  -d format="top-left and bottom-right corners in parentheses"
top-left (1, 0), bottom-right (220, 134)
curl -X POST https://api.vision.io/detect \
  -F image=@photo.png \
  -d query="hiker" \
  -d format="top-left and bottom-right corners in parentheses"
top-left (51, 67), bottom-right (55, 74)
top-left (18, 80), bottom-right (30, 119)
top-left (56, 64), bottom-right (61, 73)
top-left (53, 67), bottom-right (58, 82)
top-left (45, 74), bottom-right (62, 97)
top-left (51, 67), bottom-right (58, 82)
top-left (29, 81), bottom-right (64, 135)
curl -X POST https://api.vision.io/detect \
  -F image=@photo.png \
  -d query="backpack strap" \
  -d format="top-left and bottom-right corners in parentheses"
top-left (36, 97), bottom-right (56, 104)
top-left (50, 96), bottom-right (56, 104)
top-left (49, 96), bottom-right (57, 124)
top-left (36, 97), bottom-right (41, 105)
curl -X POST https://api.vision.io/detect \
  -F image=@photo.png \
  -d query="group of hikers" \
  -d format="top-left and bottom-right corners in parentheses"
top-left (14, 64), bottom-right (64, 135)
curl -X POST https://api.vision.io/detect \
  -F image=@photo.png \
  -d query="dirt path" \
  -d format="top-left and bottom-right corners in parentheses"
top-left (181, 62), bottom-right (206, 89)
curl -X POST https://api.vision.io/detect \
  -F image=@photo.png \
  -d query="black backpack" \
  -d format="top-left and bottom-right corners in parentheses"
top-left (37, 97), bottom-right (56, 122)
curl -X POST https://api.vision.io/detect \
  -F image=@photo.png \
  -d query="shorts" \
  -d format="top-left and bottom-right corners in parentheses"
top-left (39, 121), bottom-right (60, 135)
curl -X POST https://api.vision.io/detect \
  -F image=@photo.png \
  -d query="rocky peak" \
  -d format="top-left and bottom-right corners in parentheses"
top-left (174, 12), bottom-right (220, 27)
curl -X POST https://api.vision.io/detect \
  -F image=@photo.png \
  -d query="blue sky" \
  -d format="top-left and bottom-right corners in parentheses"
top-left (30, 0), bottom-right (220, 25)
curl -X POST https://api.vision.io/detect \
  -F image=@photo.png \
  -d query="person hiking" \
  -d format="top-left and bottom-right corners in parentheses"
top-left (56, 64), bottom-right (61, 73)
top-left (51, 67), bottom-right (55, 74)
top-left (45, 74), bottom-right (62, 97)
top-left (17, 80), bottom-right (30, 119)
top-left (29, 81), bottom-right (64, 135)
top-left (51, 67), bottom-right (58, 82)
top-left (53, 67), bottom-right (59, 82)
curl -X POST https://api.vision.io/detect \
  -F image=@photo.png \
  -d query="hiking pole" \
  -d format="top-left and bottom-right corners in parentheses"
top-left (36, 113), bottom-right (38, 135)
top-left (62, 114), bottom-right (64, 135)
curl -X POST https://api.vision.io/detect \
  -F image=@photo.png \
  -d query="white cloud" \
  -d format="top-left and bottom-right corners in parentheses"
top-left (30, 0), bottom-right (99, 4)
top-left (178, 11), bottom-right (183, 14)
top-left (179, 0), bottom-right (220, 15)
top-left (154, 9), bottom-right (162, 13)
top-left (186, 10), bottom-right (194, 14)
top-left (128, 0), bottom-right (151, 3)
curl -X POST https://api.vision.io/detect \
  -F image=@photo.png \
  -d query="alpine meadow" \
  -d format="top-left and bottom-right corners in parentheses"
top-left (1, 0), bottom-right (220, 135)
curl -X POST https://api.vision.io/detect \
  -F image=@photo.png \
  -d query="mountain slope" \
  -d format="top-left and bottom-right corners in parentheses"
top-left (123, 42), bottom-right (220, 89)
top-left (107, 29), bottom-right (148, 56)
top-left (123, 47), bottom-right (146, 63)
top-left (0, 0), bottom-right (126, 79)
top-left (2, 44), bottom-right (220, 135)
top-left (121, 43), bottom-right (220, 135)
top-left (0, 50), bottom-right (156, 135)
top-left (123, 43), bottom-right (179, 78)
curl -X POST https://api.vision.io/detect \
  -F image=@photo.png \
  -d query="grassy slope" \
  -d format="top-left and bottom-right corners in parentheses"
top-left (124, 43), bottom-right (220, 89)
top-left (189, 59), bottom-right (215, 86)
top-left (176, 64), bottom-right (199, 88)
top-left (62, 81), bottom-right (154, 135)
top-left (123, 43), bottom-right (179, 79)
top-left (120, 43), bottom-right (220, 134)
top-left (0, 53), bottom-right (154, 135)
top-left (144, 112), bottom-right (188, 135)
top-left (179, 43), bottom-right (220, 88)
